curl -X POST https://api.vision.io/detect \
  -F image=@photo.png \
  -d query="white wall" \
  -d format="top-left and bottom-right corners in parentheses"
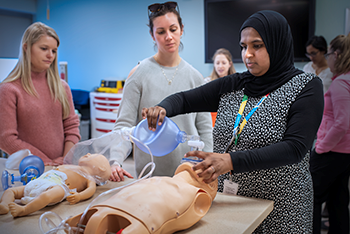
top-left (0, 58), bottom-right (18, 82)
top-left (315, 0), bottom-right (350, 44)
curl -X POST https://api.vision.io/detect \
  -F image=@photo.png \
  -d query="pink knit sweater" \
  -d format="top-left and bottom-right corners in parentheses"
top-left (316, 71), bottom-right (350, 154)
top-left (0, 71), bottom-right (80, 163)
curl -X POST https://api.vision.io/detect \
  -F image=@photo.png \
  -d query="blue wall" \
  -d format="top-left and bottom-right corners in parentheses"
top-left (0, 0), bottom-right (36, 13)
top-left (1, 0), bottom-right (349, 91)
top-left (34, 0), bottom-right (216, 91)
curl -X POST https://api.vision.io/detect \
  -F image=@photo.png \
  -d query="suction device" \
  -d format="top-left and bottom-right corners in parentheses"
top-left (2, 155), bottom-right (45, 190)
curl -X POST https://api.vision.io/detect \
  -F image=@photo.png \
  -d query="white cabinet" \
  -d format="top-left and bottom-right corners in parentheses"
top-left (90, 92), bottom-right (122, 138)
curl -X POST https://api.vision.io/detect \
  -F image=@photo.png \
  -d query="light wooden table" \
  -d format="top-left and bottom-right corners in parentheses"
top-left (0, 158), bottom-right (273, 234)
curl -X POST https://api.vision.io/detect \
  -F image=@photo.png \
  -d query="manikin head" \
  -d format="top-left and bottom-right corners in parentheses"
top-left (78, 153), bottom-right (111, 185)
top-left (174, 162), bottom-right (218, 200)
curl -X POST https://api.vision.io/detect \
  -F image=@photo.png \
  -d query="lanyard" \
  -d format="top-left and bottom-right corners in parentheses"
top-left (225, 93), bottom-right (269, 152)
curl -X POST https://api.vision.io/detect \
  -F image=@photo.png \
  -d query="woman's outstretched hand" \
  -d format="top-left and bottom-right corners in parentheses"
top-left (141, 106), bottom-right (167, 131)
top-left (185, 151), bottom-right (233, 183)
top-left (109, 165), bottom-right (134, 182)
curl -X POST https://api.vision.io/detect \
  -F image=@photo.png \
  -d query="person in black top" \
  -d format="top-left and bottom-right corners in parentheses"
top-left (142, 10), bottom-right (323, 233)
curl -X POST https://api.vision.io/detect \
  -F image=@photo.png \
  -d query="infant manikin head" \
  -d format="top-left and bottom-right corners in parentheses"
top-left (78, 153), bottom-right (111, 185)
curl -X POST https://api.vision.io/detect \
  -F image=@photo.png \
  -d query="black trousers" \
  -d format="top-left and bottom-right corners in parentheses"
top-left (310, 149), bottom-right (350, 234)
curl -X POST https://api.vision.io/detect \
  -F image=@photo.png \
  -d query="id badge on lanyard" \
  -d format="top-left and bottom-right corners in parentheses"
top-left (223, 174), bottom-right (239, 195)
top-left (223, 93), bottom-right (269, 195)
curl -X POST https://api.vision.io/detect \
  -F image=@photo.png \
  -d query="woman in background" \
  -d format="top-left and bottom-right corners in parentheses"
top-left (110, 1), bottom-right (213, 181)
top-left (303, 35), bottom-right (333, 94)
top-left (304, 36), bottom-right (333, 228)
top-left (310, 33), bottom-right (350, 234)
top-left (204, 48), bottom-right (236, 83)
top-left (204, 48), bottom-right (236, 126)
top-left (0, 22), bottom-right (80, 166)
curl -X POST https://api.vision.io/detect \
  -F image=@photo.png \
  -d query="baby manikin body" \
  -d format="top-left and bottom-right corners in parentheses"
top-left (21, 169), bottom-right (75, 205)
top-left (0, 153), bottom-right (111, 217)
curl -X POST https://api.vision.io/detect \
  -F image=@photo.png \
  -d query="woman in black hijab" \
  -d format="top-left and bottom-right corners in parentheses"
top-left (143, 10), bottom-right (323, 233)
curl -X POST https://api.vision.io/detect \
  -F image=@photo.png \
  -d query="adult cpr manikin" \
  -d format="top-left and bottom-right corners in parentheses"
top-left (66, 162), bottom-right (218, 234)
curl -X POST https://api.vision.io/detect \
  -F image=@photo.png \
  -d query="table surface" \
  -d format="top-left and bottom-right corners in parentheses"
top-left (0, 158), bottom-right (273, 234)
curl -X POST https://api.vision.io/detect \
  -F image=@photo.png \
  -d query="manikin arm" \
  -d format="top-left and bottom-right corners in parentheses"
top-left (64, 153), bottom-right (111, 204)
top-left (66, 179), bottom-right (96, 205)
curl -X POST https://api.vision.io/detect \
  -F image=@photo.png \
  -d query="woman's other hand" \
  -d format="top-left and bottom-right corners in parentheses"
top-left (44, 160), bottom-right (54, 166)
top-left (185, 151), bottom-right (233, 183)
top-left (53, 156), bottom-right (64, 166)
top-left (109, 164), bottom-right (134, 182)
top-left (141, 106), bottom-right (167, 131)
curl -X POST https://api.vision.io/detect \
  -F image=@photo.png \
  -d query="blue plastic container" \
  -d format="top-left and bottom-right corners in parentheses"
top-left (132, 117), bottom-right (187, 156)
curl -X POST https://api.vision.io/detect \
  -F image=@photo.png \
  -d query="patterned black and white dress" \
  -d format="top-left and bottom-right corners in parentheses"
top-left (215, 74), bottom-right (315, 233)
top-left (161, 72), bottom-right (323, 233)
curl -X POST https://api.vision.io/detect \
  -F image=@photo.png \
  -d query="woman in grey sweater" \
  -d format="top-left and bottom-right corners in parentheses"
top-left (110, 2), bottom-right (213, 181)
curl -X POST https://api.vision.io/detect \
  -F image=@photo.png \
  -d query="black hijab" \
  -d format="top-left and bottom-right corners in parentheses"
top-left (235, 10), bottom-right (303, 97)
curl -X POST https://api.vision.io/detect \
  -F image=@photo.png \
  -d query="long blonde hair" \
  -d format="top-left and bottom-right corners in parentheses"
top-left (330, 33), bottom-right (350, 75)
top-left (209, 48), bottom-right (236, 81)
top-left (2, 22), bottom-right (70, 119)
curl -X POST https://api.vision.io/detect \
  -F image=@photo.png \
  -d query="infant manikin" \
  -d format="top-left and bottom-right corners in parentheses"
top-left (21, 169), bottom-right (75, 205)
top-left (0, 153), bottom-right (111, 218)
top-left (66, 162), bottom-right (218, 234)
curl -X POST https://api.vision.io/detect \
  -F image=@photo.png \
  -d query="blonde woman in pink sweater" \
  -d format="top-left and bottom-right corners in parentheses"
top-left (310, 33), bottom-right (350, 234)
top-left (0, 22), bottom-right (80, 166)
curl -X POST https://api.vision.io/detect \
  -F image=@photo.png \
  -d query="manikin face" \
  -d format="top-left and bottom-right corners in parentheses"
top-left (240, 27), bottom-right (270, 77)
top-left (214, 54), bottom-right (232, 78)
top-left (151, 12), bottom-right (183, 55)
top-left (78, 153), bottom-right (109, 168)
top-left (78, 153), bottom-right (95, 165)
top-left (27, 35), bottom-right (57, 73)
top-left (78, 153), bottom-right (111, 184)
top-left (306, 44), bottom-right (325, 64)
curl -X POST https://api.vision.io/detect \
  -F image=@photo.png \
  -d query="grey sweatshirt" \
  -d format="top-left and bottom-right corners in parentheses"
top-left (113, 57), bottom-right (213, 177)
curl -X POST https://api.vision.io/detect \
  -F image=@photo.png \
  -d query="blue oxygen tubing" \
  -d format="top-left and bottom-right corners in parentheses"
top-left (38, 130), bottom-right (156, 234)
